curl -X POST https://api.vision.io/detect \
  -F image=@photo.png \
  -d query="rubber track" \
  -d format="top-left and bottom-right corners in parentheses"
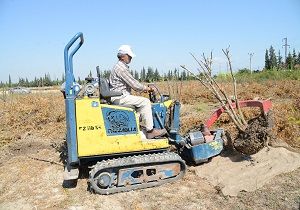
top-left (88, 152), bottom-right (186, 194)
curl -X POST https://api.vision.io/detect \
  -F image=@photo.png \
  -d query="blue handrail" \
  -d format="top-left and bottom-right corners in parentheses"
top-left (63, 32), bottom-right (84, 165)
top-left (64, 32), bottom-right (84, 97)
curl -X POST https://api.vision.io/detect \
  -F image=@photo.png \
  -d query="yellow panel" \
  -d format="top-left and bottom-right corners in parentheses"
top-left (75, 98), bottom-right (169, 157)
top-left (151, 99), bottom-right (173, 108)
top-left (163, 100), bottom-right (173, 108)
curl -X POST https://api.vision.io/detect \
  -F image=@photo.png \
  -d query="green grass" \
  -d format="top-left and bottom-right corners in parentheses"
top-left (216, 69), bottom-right (300, 82)
top-left (195, 102), bottom-right (209, 112)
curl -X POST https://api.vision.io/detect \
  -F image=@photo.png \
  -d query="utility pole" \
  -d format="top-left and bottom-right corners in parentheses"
top-left (282, 37), bottom-right (290, 63)
top-left (248, 53), bottom-right (254, 73)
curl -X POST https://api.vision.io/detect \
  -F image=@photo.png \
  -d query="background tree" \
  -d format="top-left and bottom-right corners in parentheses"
top-left (269, 46), bottom-right (277, 69)
top-left (146, 67), bottom-right (154, 82)
top-left (153, 68), bottom-right (161, 81)
top-left (140, 67), bottom-right (146, 82)
top-left (277, 50), bottom-right (283, 69)
top-left (174, 68), bottom-right (180, 79)
top-left (286, 52), bottom-right (293, 70)
top-left (292, 49), bottom-right (297, 69)
top-left (134, 70), bottom-right (139, 80)
top-left (181, 71), bottom-right (187, 80)
top-left (163, 73), bottom-right (167, 81)
top-left (61, 73), bottom-right (65, 82)
top-left (264, 49), bottom-right (270, 70)
top-left (43, 73), bottom-right (52, 86)
top-left (25, 78), bottom-right (29, 87)
top-left (8, 75), bottom-right (12, 87)
top-left (296, 52), bottom-right (300, 65)
top-left (167, 70), bottom-right (173, 80)
top-left (32, 77), bottom-right (38, 87)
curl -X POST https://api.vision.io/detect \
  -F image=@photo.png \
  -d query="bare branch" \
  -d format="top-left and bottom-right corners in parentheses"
top-left (190, 53), bottom-right (246, 129)
top-left (180, 65), bottom-right (216, 97)
top-left (182, 48), bottom-right (248, 132)
top-left (222, 47), bottom-right (247, 126)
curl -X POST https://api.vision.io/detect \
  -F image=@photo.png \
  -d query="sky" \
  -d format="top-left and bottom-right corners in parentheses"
top-left (0, 0), bottom-right (300, 83)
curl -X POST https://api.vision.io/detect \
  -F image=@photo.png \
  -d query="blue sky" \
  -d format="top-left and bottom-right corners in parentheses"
top-left (0, 0), bottom-right (299, 83)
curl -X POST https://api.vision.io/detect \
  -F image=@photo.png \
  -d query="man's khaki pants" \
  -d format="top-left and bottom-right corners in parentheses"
top-left (111, 95), bottom-right (153, 131)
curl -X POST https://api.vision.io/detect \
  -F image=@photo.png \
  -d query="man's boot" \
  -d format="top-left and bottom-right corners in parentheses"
top-left (146, 128), bottom-right (167, 139)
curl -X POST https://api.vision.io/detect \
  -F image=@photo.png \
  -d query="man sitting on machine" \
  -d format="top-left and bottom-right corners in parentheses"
top-left (109, 45), bottom-right (167, 139)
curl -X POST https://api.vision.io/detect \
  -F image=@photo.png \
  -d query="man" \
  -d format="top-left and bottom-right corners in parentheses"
top-left (109, 45), bottom-right (167, 139)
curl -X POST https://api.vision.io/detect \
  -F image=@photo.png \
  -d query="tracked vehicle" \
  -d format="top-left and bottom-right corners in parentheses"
top-left (63, 33), bottom-right (271, 194)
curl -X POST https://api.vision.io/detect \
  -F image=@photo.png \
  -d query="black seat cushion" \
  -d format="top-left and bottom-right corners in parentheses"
top-left (100, 78), bottom-right (122, 98)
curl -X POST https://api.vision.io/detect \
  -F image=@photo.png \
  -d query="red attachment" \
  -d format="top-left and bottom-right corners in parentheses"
top-left (205, 99), bottom-right (272, 128)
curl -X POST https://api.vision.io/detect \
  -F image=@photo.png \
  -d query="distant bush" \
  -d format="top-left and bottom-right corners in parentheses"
top-left (216, 69), bottom-right (300, 82)
top-left (238, 68), bottom-right (252, 74)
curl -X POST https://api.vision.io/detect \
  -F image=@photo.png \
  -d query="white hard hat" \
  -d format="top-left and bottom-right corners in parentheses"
top-left (118, 45), bottom-right (136, 58)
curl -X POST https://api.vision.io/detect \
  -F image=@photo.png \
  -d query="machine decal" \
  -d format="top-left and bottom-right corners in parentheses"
top-left (102, 107), bottom-right (138, 136)
top-left (78, 125), bottom-right (101, 131)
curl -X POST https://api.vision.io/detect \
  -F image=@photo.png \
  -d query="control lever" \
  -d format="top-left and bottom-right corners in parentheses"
top-left (148, 84), bottom-right (157, 103)
top-left (96, 66), bottom-right (101, 101)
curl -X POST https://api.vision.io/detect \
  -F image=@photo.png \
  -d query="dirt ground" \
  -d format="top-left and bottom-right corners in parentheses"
top-left (0, 80), bottom-right (300, 209)
top-left (0, 135), bottom-right (299, 210)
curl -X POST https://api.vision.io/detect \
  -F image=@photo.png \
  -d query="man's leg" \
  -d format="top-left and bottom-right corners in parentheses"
top-left (115, 95), bottom-right (153, 130)
top-left (114, 95), bottom-right (167, 138)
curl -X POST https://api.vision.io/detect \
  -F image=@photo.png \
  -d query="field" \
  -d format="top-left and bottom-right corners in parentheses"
top-left (0, 79), bottom-right (299, 209)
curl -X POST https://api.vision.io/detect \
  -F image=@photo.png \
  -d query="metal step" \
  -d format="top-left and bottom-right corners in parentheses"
top-left (64, 166), bottom-right (79, 180)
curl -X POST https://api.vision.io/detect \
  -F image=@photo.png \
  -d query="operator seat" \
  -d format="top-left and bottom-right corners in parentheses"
top-left (100, 78), bottom-right (135, 109)
top-left (99, 78), bottom-right (122, 103)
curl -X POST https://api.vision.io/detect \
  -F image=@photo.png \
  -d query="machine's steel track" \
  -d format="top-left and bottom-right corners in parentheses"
top-left (88, 152), bottom-right (186, 194)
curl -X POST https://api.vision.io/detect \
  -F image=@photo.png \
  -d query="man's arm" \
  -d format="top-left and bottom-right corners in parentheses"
top-left (118, 68), bottom-right (147, 92)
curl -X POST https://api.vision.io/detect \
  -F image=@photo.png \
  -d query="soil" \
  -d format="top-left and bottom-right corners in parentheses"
top-left (0, 136), bottom-right (299, 210)
top-left (1, 81), bottom-right (300, 209)
top-left (194, 147), bottom-right (300, 196)
top-left (233, 115), bottom-right (272, 155)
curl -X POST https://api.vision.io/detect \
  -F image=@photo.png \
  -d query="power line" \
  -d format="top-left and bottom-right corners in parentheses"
top-left (282, 37), bottom-right (290, 63)
top-left (248, 53), bottom-right (254, 73)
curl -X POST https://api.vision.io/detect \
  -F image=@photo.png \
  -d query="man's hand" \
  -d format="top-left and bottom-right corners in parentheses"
top-left (144, 86), bottom-right (154, 93)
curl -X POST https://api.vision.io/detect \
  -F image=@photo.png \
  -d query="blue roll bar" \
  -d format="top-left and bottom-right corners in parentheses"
top-left (64, 32), bottom-right (84, 97)
top-left (63, 32), bottom-right (84, 165)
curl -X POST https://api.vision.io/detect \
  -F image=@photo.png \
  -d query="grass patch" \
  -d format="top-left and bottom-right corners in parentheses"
top-left (216, 69), bottom-right (300, 82)
top-left (195, 102), bottom-right (209, 112)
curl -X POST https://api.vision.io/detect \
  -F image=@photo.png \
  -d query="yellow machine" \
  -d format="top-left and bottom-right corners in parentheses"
top-left (76, 98), bottom-right (169, 157)
top-left (63, 33), bottom-right (224, 194)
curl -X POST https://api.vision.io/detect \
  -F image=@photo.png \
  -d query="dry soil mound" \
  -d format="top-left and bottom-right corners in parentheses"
top-left (194, 147), bottom-right (300, 196)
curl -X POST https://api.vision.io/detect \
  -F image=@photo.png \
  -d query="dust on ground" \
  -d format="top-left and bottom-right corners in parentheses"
top-left (194, 147), bottom-right (300, 196)
top-left (0, 81), bottom-right (300, 209)
top-left (0, 135), bottom-right (299, 210)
